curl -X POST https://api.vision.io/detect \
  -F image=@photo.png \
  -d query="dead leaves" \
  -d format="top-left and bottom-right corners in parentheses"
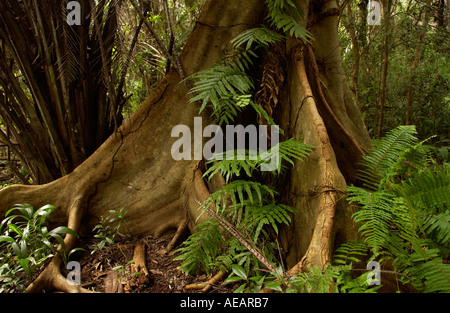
top-left (255, 44), bottom-right (287, 127)
top-left (77, 236), bottom-right (200, 293)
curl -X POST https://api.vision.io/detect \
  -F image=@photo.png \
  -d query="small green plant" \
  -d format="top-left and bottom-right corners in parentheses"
top-left (91, 206), bottom-right (129, 253)
top-left (225, 261), bottom-right (378, 293)
top-left (0, 204), bottom-right (81, 293)
top-left (223, 264), bottom-right (282, 293)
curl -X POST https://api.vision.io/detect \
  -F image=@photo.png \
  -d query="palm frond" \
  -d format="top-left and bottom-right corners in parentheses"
top-left (203, 137), bottom-right (313, 181)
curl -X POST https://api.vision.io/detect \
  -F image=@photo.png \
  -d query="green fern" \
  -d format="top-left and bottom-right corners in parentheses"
top-left (231, 26), bottom-right (285, 51)
top-left (174, 218), bottom-right (223, 275)
top-left (244, 203), bottom-right (296, 241)
top-left (198, 180), bottom-right (277, 217)
top-left (265, 0), bottom-right (313, 41)
top-left (176, 1), bottom-right (315, 281)
top-left (347, 187), bottom-right (395, 255)
top-left (412, 256), bottom-right (450, 293)
top-left (346, 125), bottom-right (450, 292)
top-left (333, 240), bottom-right (369, 266)
top-left (359, 125), bottom-right (418, 190)
top-left (203, 137), bottom-right (313, 181)
top-left (399, 164), bottom-right (450, 213)
top-left (187, 64), bottom-right (254, 114)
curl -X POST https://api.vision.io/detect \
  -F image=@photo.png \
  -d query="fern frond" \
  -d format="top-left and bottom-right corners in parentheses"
top-left (174, 219), bottom-right (223, 275)
top-left (399, 164), bottom-right (450, 213)
top-left (359, 125), bottom-right (418, 190)
top-left (249, 100), bottom-right (278, 129)
top-left (245, 203), bottom-right (296, 241)
top-left (224, 47), bottom-right (258, 72)
top-left (265, 0), bottom-right (313, 41)
top-left (422, 211), bottom-right (450, 245)
top-left (187, 64), bottom-right (254, 113)
top-left (199, 181), bottom-right (277, 217)
top-left (204, 137), bottom-right (313, 181)
top-left (211, 94), bottom-right (253, 126)
top-left (333, 240), bottom-right (368, 265)
top-left (399, 243), bottom-right (450, 293)
top-left (347, 126), bottom-right (450, 292)
top-left (414, 258), bottom-right (450, 293)
top-left (347, 187), bottom-right (394, 254)
top-left (289, 265), bottom-right (341, 293)
top-left (204, 150), bottom-right (259, 182)
top-left (261, 137), bottom-right (314, 174)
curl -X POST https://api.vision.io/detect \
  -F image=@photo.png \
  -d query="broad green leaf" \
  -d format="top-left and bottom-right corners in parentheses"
top-left (231, 264), bottom-right (247, 280)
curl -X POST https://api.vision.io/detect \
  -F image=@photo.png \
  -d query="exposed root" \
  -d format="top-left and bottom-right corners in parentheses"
top-left (281, 40), bottom-right (346, 272)
top-left (166, 219), bottom-right (189, 252)
top-left (184, 270), bottom-right (227, 293)
top-left (26, 257), bottom-right (94, 293)
top-left (131, 242), bottom-right (149, 276)
top-left (25, 194), bottom-right (93, 293)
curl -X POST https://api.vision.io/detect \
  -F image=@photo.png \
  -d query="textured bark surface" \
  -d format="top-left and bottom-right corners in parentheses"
top-left (0, 0), bottom-right (371, 291)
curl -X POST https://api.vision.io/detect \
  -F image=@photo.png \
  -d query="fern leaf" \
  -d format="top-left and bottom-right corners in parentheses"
top-left (174, 219), bottom-right (223, 275)
top-left (416, 259), bottom-right (450, 293)
top-left (400, 165), bottom-right (450, 213)
top-left (422, 211), bottom-right (450, 245)
top-left (204, 138), bottom-right (313, 180)
top-left (188, 65), bottom-right (254, 112)
top-left (231, 26), bottom-right (285, 51)
top-left (245, 203), bottom-right (296, 241)
top-left (198, 180), bottom-right (277, 218)
top-left (347, 187), bottom-right (394, 254)
top-left (406, 246), bottom-right (450, 293)
top-left (333, 240), bottom-right (368, 265)
top-left (359, 125), bottom-right (418, 190)
top-left (265, 0), bottom-right (313, 42)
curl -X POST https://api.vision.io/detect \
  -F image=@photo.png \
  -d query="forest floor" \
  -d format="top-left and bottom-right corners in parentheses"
top-left (1, 166), bottom-right (235, 293)
top-left (69, 233), bottom-right (235, 293)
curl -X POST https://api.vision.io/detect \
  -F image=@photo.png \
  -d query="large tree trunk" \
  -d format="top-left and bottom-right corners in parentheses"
top-left (0, 0), bottom-right (371, 292)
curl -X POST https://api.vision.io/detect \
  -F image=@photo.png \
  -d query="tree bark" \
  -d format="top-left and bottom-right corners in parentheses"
top-left (0, 0), bottom-right (371, 291)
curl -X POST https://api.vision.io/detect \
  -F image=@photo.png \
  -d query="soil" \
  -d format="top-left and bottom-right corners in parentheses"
top-left (66, 233), bottom-right (235, 293)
